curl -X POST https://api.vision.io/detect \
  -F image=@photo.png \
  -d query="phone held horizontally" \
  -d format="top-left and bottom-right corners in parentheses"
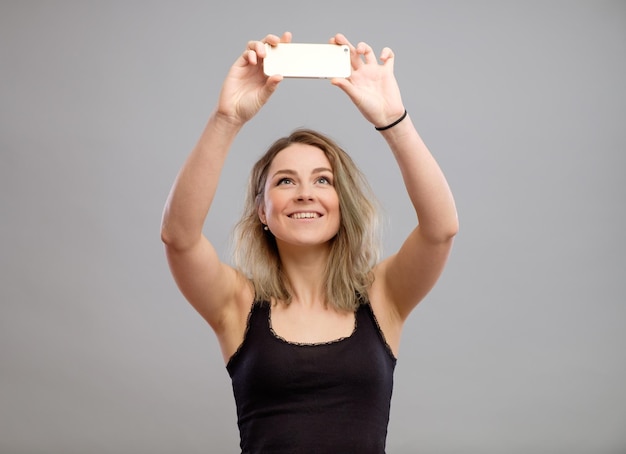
top-left (263, 43), bottom-right (351, 79)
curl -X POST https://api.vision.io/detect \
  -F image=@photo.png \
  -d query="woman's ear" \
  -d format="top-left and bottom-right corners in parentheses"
top-left (257, 203), bottom-right (266, 225)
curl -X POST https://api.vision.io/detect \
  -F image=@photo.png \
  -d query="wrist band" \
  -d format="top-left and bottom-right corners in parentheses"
top-left (375, 109), bottom-right (408, 131)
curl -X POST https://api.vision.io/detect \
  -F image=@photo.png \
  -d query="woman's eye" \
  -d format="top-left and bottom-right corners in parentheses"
top-left (317, 176), bottom-right (332, 185)
top-left (277, 178), bottom-right (293, 185)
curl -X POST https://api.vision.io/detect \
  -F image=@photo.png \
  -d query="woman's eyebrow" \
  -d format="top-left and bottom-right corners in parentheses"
top-left (271, 167), bottom-right (333, 178)
top-left (271, 169), bottom-right (297, 179)
top-left (312, 167), bottom-right (333, 174)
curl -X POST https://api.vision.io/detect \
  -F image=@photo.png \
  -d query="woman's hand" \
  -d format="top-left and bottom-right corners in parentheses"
top-left (329, 33), bottom-right (405, 129)
top-left (216, 32), bottom-right (292, 126)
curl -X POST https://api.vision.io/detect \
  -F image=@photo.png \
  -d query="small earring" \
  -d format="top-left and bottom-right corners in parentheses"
top-left (263, 225), bottom-right (269, 231)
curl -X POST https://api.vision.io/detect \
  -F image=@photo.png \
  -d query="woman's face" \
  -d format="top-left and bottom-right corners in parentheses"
top-left (259, 143), bottom-right (340, 250)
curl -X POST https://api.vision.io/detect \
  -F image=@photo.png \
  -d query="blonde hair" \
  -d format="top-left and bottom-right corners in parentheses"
top-left (232, 129), bottom-right (381, 311)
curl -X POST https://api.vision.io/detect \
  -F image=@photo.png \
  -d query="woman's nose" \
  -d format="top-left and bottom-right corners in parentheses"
top-left (296, 184), bottom-right (314, 201)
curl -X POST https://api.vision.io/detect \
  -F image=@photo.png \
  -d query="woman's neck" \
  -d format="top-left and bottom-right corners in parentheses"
top-left (277, 244), bottom-right (330, 308)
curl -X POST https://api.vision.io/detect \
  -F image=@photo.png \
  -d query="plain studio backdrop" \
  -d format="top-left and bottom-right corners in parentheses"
top-left (1, 1), bottom-right (624, 453)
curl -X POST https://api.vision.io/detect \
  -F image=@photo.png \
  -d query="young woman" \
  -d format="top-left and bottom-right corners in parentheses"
top-left (161, 31), bottom-right (458, 454)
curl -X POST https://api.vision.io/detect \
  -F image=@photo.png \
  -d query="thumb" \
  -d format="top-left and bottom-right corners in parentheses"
top-left (256, 74), bottom-right (283, 107)
top-left (265, 74), bottom-right (283, 94)
top-left (331, 77), bottom-right (360, 104)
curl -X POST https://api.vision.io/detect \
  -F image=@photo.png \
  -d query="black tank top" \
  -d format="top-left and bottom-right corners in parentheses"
top-left (226, 301), bottom-right (397, 454)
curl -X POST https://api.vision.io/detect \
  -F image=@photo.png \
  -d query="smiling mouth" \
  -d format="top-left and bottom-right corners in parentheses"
top-left (289, 212), bottom-right (321, 219)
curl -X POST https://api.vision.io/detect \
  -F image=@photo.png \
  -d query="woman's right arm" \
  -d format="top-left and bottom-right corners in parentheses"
top-left (160, 33), bottom-right (290, 342)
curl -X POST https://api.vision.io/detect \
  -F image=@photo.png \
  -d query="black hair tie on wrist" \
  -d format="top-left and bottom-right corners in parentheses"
top-left (375, 109), bottom-right (408, 131)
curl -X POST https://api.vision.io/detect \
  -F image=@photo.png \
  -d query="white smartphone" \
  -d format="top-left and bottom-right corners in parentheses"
top-left (263, 43), bottom-right (351, 79)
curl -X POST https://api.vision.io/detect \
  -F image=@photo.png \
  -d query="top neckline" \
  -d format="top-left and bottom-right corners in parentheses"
top-left (267, 302), bottom-right (360, 347)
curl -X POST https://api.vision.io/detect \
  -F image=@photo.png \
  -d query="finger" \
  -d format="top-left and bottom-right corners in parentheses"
top-left (330, 76), bottom-right (348, 90)
top-left (246, 36), bottom-right (276, 61)
top-left (357, 42), bottom-right (377, 65)
top-left (242, 48), bottom-right (258, 65)
top-left (244, 40), bottom-right (265, 62)
top-left (280, 31), bottom-right (292, 43)
top-left (252, 34), bottom-right (278, 60)
top-left (379, 46), bottom-right (395, 69)
top-left (261, 34), bottom-right (281, 45)
top-left (330, 77), bottom-right (359, 104)
top-left (266, 74), bottom-right (284, 91)
top-left (331, 34), bottom-right (356, 51)
top-left (262, 32), bottom-right (291, 47)
top-left (333, 34), bottom-right (363, 69)
top-left (257, 74), bottom-right (284, 107)
top-left (255, 32), bottom-right (291, 60)
top-left (331, 33), bottom-right (351, 46)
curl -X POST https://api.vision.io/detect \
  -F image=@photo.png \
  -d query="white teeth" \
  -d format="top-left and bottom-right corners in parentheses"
top-left (291, 212), bottom-right (319, 219)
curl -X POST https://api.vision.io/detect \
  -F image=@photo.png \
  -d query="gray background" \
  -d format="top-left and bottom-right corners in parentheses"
top-left (1, 1), bottom-right (625, 453)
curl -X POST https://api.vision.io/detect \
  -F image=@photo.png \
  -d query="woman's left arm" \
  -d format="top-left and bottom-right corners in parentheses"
top-left (377, 114), bottom-right (458, 320)
top-left (331, 34), bottom-right (458, 321)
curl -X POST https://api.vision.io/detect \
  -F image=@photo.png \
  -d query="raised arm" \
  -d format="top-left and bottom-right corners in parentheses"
top-left (330, 34), bottom-right (458, 322)
top-left (160, 33), bottom-right (290, 341)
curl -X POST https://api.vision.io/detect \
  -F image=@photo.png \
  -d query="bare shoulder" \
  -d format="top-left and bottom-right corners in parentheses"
top-left (214, 273), bottom-right (256, 364)
top-left (367, 262), bottom-right (404, 357)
